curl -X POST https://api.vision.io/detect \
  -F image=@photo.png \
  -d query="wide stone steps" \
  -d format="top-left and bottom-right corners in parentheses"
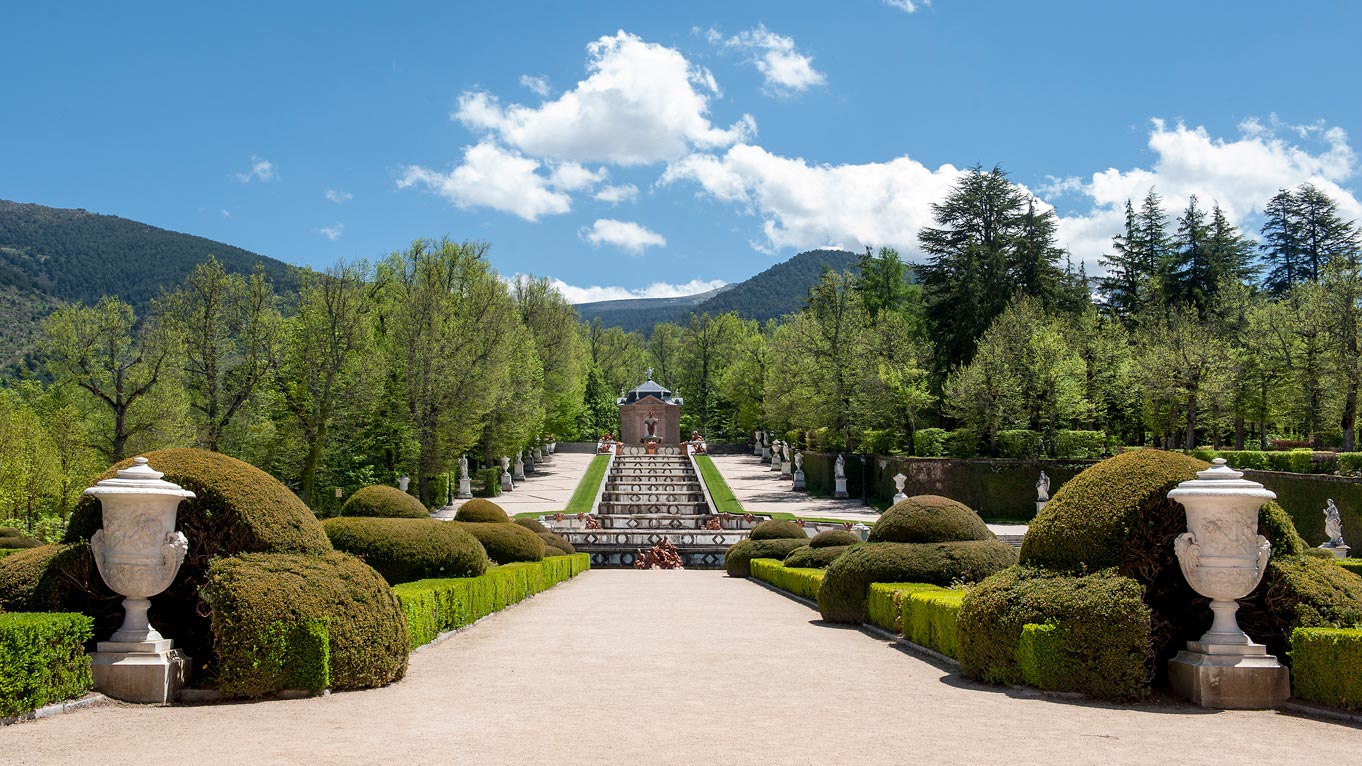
top-left (597, 514), bottom-right (720, 530)
top-left (560, 528), bottom-right (745, 569)
top-left (605, 481), bottom-right (703, 492)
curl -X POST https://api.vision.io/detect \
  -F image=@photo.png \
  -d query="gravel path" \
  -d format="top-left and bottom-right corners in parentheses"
top-left (5, 570), bottom-right (1359, 765)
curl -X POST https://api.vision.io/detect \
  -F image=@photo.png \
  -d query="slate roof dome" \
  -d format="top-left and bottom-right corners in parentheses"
top-left (618, 371), bottom-right (683, 406)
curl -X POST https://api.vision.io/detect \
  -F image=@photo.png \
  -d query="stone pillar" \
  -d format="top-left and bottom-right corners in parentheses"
top-left (792, 451), bottom-right (806, 491)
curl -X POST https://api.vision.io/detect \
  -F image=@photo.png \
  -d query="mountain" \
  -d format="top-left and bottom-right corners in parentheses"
top-left (574, 248), bottom-right (861, 334)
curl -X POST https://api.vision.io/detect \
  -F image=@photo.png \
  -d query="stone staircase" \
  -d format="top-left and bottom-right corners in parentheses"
top-left (557, 446), bottom-right (749, 568)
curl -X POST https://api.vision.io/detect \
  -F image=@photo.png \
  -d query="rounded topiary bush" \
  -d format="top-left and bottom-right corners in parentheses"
top-left (202, 552), bottom-right (409, 697)
top-left (515, 517), bottom-right (549, 534)
top-left (0, 527), bottom-right (41, 549)
top-left (454, 521), bottom-right (545, 563)
top-left (869, 495), bottom-right (993, 544)
top-left (60, 448), bottom-right (334, 668)
top-left (322, 517), bottom-right (488, 584)
top-left (817, 541), bottom-right (1016, 623)
top-left (0, 543), bottom-right (99, 613)
top-left (724, 538), bottom-right (809, 578)
top-left (749, 519), bottom-right (809, 541)
top-left (340, 485), bottom-right (428, 519)
top-left (810, 530), bottom-right (860, 548)
top-left (783, 545), bottom-right (849, 569)
top-left (455, 498), bottom-right (511, 524)
top-left (537, 532), bottom-right (576, 555)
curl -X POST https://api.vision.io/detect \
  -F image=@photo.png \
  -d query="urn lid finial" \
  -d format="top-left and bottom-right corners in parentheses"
top-left (1168, 457), bottom-right (1276, 501)
top-left (83, 456), bottom-right (196, 498)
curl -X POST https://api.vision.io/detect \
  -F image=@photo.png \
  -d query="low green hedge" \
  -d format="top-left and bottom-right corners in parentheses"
top-left (750, 519), bottom-right (809, 541)
top-left (903, 589), bottom-right (966, 659)
top-left (455, 498), bottom-right (511, 523)
top-left (809, 530), bottom-right (860, 548)
top-left (322, 517), bottom-right (488, 585)
top-left (393, 554), bottom-right (590, 648)
top-left (474, 467), bottom-right (502, 497)
top-left (866, 583), bottom-right (943, 633)
top-left (997, 429), bottom-right (1043, 459)
top-left (749, 558), bottom-right (825, 601)
top-left (0, 612), bottom-right (93, 718)
top-left (913, 428), bottom-right (950, 457)
top-left (1337, 559), bottom-right (1362, 577)
top-left (202, 552), bottom-right (409, 698)
top-left (1290, 627), bottom-right (1362, 710)
top-left (1340, 453), bottom-right (1362, 478)
top-left (817, 541), bottom-right (1017, 624)
top-left (1054, 430), bottom-right (1105, 459)
top-left (1016, 623), bottom-right (1063, 690)
top-left (783, 545), bottom-right (848, 569)
top-left (724, 538), bottom-right (809, 578)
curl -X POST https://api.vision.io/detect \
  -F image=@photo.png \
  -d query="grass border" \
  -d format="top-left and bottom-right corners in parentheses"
top-left (694, 455), bottom-right (744, 514)
top-left (564, 454), bottom-right (611, 514)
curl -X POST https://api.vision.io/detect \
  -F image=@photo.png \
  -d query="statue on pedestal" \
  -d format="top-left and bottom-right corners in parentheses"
top-left (834, 453), bottom-right (848, 499)
top-left (1324, 499), bottom-right (1346, 548)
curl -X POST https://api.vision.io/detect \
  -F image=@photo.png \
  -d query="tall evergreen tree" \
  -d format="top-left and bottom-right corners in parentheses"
top-left (853, 246), bottom-right (913, 318)
top-left (1099, 201), bottom-right (1146, 318)
top-left (1260, 183), bottom-right (1360, 296)
top-left (1010, 200), bottom-right (1069, 307)
top-left (1168, 195), bottom-right (1213, 310)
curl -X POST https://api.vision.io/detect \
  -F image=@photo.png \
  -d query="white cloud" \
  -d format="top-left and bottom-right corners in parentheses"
top-left (220, 209), bottom-right (231, 219)
top-left (719, 25), bottom-right (826, 96)
top-left (539, 276), bottom-right (727, 304)
top-left (885, 0), bottom-right (929, 12)
top-left (594, 184), bottom-right (639, 204)
top-left (580, 218), bottom-right (667, 254)
top-left (234, 156), bottom-right (276, 183)
top-left (548, 162), bottom-right (607, 191)
top-left (324, 189), bottom-right (353, 204)
top-left (1054, 118), bottom-right (1360, 272)
top-left (454, 31), bottom-right (755, 166)
top-left (318, 223), bottom-right (345, 240)
top-left (519, 74), bottom-right (551, 97)
top-left (662, 144), bottom-right (964, 253)
top-left (398, 142), bottom-right (572, 220)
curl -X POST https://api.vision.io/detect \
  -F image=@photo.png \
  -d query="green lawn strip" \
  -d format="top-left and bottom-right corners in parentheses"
top-left (561, 454), bottom-right (611, 515)
top-left (694, 455), bottom-right (744, 514)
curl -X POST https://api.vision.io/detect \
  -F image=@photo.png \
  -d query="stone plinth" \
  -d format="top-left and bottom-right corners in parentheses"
top-left (620, 401), bottom-right (680, 445)
top-left (91, 643), bottom-right (190, 704)
top-left (1168, 644), bottom-right (1290, 709)
top-left (1322, 545), bottom-right (1350, 559)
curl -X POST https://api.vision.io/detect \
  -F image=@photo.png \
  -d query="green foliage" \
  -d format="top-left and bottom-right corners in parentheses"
top-left (817, 541), bottom-right (1017, 624)
top-left (913, 428), bottom-right (950, 457)
top-left (202, 552), bottom-right (408, 697)
top-left (1337, 559), bottom-right (1362, 577)
top-left (565, 454), bottom-right (609, 514)
top-left (866, 583), bottom-right (944, 633)
top-left (809, 530), bottom-right (860, 548)
top-left (903, 589), bottom-right (966, 659)
top-left (453, 521), bottom-right (545, 564)
top-left (514, 517), bottom-right (549, 534)
top-left (0, 529), bottom-right (40, 549)
top-left (340, 485), bottom-right (428, 519)
top-left (869, 494), bottom-right (993, 543)
top-left (1339, 453), bottom-right (1362, 477)
top-left (1290, 628), bottom-right (1362, 710)
top-left (1238, 555), bottom-right (1362, 660)
top-left (0, 543), bottom-right (97, 614)
top-left (322, 517), bottom-right (488, 585)
top-left (537, 532), bottom-right (576, 555)
top-left (392, 554), bottom-right (589, 648)
top-left (724, 538), bottom-right (809, 578)
top-left (749, 558), bottom-right (825, 601)
top-left (695, 455), bottom-right (743, 514)
top-left (455, 498), bottom-right (511, 524)
top-left (957, 566), bottom-right (1152, 700)
top-left (1053, 430), bottom-right (1105, 459)
top-left (1258, 501), bottom-right (1307, 556)
top-left (782, 545), bottom-right (848, 569)
top-left (997, 430), bottom-right (1043, 459)
top-left (749, 519), bottom-right (808, 541)
top-left (1015, 623), bottom-right (1063, 690)
top-left (1251, 471), bottom-right (1362, 550)
top-left (473, 467), bottom-right (502, 497)
top-left (1266, 449), bottom-right (1315, 473)
top-left (0, 612), bottom-right (93, 717)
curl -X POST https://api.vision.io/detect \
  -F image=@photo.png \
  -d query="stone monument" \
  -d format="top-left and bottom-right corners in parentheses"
top-left (617, 371), bottom-right (683, 445)
top-left (753, 429), bottom-right (764, 456)
top-left (513, 451), bottom-right (526, 482)
top-left (456, 455), bottom-right (473, 499)
top-left (834, 453), bottom-right (849, 499)
top-left (84, 457), bottom-right (195, 704)
top-left (500, 456), bottom-right (514, 492)
top-left (1036, 470), bottom-right (1050, 513)
top-left (892, 473), bottom-right (908, 504)
top-left (780, 445), bottom-right (793, 478)
top-left (761, 434), bottom-right (772, 464)
top-left (398, 475), bottom-right (410, 492)
top-left (792, 451), bottom-right (806, 491)
top-left (1321, 498), bottom-right (1349, 558)
top-left (1166, 458), bottom-right (1290, 709)
top-left (770, 441), bottom-right (783, 472)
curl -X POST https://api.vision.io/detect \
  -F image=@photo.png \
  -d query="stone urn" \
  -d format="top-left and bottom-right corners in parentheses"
top-left (892, 473), bottom-right (908, 504)
top-left (84, 457), bottom-right (195, 703)
top-left (1166, 458), bottom-right (1289, 708)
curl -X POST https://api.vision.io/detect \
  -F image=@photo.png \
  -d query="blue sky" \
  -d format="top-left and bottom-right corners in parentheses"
top-left (4, 1), bottom-right (1359, 302)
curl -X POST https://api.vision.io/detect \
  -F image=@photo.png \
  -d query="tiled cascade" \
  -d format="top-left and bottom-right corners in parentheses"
top-left (559, 446), bottom-right (749, 568)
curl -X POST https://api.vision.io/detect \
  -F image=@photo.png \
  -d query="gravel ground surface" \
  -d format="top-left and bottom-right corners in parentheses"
top-left (5, 570), bottom-right (1359, 765)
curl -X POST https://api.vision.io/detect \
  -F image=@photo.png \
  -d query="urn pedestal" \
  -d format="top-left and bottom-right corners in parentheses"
top-left (513, 452), bottom-right (527, 482)
top-left (500, 457), bottom-right (514, 491)
top-left (84, 457), bottom-right (196, 704)
top-left (834, 478), bottom-right (848, 499)
top-left (1166, 458), bottom-right (1289, 709)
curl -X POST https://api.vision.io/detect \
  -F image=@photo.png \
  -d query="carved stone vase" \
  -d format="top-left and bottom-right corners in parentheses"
top-left (892, 473), bottom-right (908, 504)
top-left (85, 457), bottom-right (195, 703)
top-left (1166, 458), bottom-right (1289, 708)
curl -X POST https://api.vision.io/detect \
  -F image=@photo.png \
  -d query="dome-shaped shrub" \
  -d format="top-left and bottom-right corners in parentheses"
top-left (0, 529), bottom-right (41, 549)
top-left (869, 495), bottom-right (993, 544)
top-left (818, 541), bottom-right (1016, 623)
top-left (322, 517), bottom-right (488, 584)
top-left (454, 521), bottom-right (545, 563)
top-left (0, 543), bottom-right (97, 612)
top-left (340, 485), bottom-right (428, 519)
top-left (455, 498), bottom-right (511, 524)
top-left (537, 531), bottom-right (576, 555)
top-left (750, 519), bottom-right (808, 541)
top-left (203, 552), bottom-right (409, 697)
top-left (515, 517), bottom-right (549, 534)
top-left (810, 530), bottom-right (860, 548)
top-left (783, 545), bottom-right (849, 569)
top-left (60, 448), bottom-right (333, 669)
top-left (724, 538), bottom-right (809, 578)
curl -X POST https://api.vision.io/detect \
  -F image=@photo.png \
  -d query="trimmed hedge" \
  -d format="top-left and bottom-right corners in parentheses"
top-left (809, 529), bottom-right (860, 548)
top-left (0, 543), bottom-right (99, 613)
top-left (997, 429), bottom-right (1043, 459)
top-left (0, 612), bottom-right (93, 717)
top-left (474, 467), bottom-right (502, 497)
top-left (866, 582), bottom-right (943, 633)
top-left (957, 567), bottom-right (1153, 700)
top-left (913, 428), bottom-right (950, 457)
top-left (453, 522), bottom-right (545, 564)
top-left (1290, 627), bottom-right (1362, 710)
top-left (322, 517), bottom-right (488, 585)
top-left (1340, 453), bottom-right (1362, 478)
top-left (537, 532), bottom-right (576, 555)
top-left (817, 541), bottom-right (1017, 624)
top-left (1054, 430), bottom-right (1105, 459)
top-left (869, 495), bottom-right (994, 544)
top-left (782, 545), bottom-right (849, 569)
top-left (202, 552), bottom-right (409, 698)
top-left (750, 558), bottom-right (825, 601)
top-left (1016, 623), bottom-right (1063, 690)
top-left (456, 498), bottom-right (511, 524)
top-left (393, 554), bottom-right (590, 648)
top-left (903, 589), bottom-right (966, 659)
top-left (749, 519), bottom-right (809, 541)
top-left (340, 485), bottom-right (429, 519)
top-left (1337, 559), bottom-right (1362, 577)
top-left (724, 538), bottom-right (809, 578)
top-left (515, 517), bottom-right (550, 534)
top-left (0, 528), bottom-right (40, 550)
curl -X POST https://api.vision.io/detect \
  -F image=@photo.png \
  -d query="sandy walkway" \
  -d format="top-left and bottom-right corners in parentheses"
top-left (5, 570), bottom-right (1358, 765)
top-left (432, 451), bottom-right (594, 518)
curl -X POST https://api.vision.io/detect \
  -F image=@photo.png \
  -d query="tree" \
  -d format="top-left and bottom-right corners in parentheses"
top-left (1260, 183), bottom-right (1360, 296)
top-left (1100, 190), bottom-right (1173, 318)
top-left (646, 322), bottom-right (684, 394)
top-left (854, 246), bottom-right (913, 318)
top-left (512, 275), bottom-right (587, 440)
top-left (40, 296), bottom-right (179, 461)
top-left (717, 320), bottom-right (769, 435)
top-left (1133, 303), bottom-right (1231, 449)
top-left (677, 312), bottom-right (742, 436)
top-left (853, 310), bottom-right (934, 454)
top-left (0, 392), bottom-right (58, 531)
top-left (1168, 198), bottom-right (1254, 313)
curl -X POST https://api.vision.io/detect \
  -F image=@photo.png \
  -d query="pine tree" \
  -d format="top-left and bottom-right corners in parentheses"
top-left (1168, 195), bottom-right (1212, 309)
top-left (1260, 183), bottom-right (1360, 296)
top-left (1099, 200), bottom-right (1145, 318)
top-left (1135, 189), bottom-right (1174, 303)
top-left (1010, 200), bottom-right (1069, 308)
top-left (1259, 189), bottom-right (1302, 296)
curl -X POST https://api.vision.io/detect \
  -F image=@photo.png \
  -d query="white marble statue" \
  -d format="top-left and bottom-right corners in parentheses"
top-left (1036, 471), bottom-right (1050, 502)
top-left (459, 454), bottom-right (469, 478)
top-left (835, 453), bottom-right (846, 480)
top-left (1325, 499), bottom-right (1345, 547)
